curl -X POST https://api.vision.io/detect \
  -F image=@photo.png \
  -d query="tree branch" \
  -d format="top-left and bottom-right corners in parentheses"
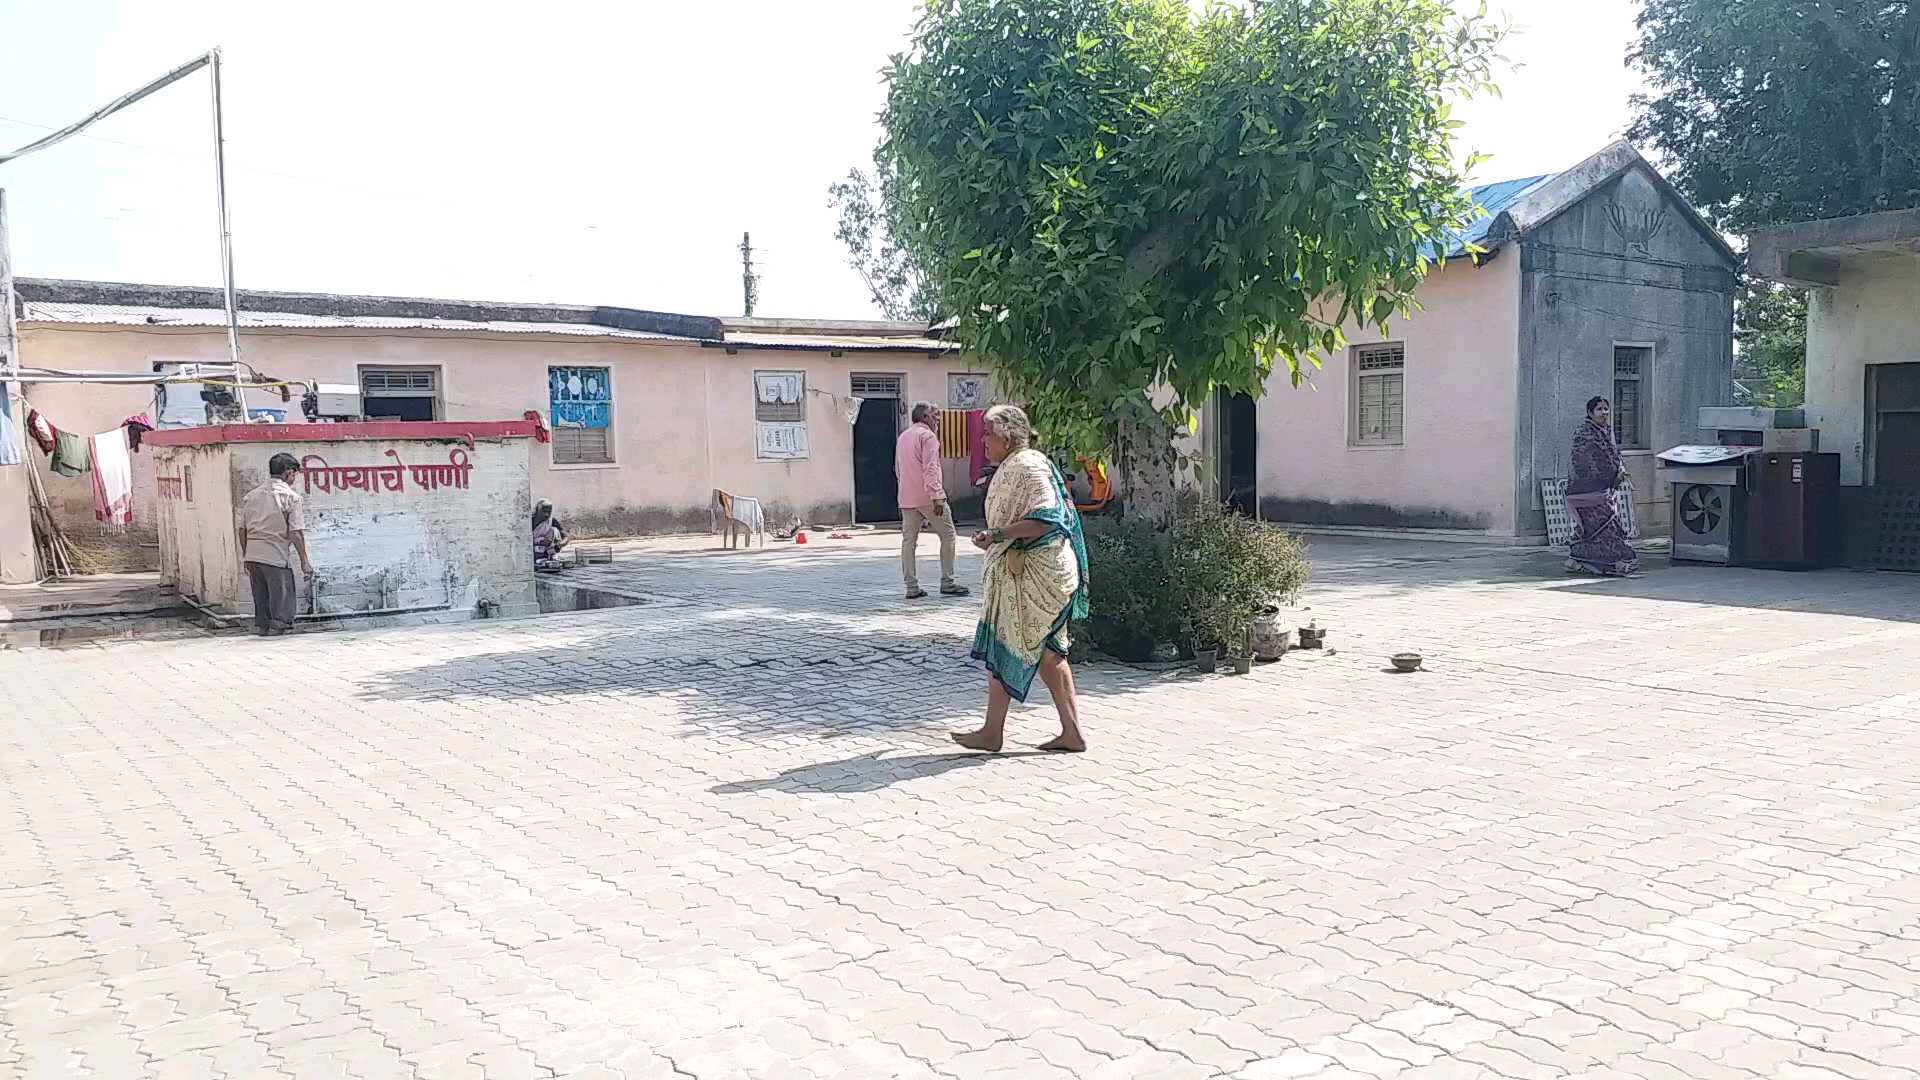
top-left (1801, 2), bottom-right (1893, 64)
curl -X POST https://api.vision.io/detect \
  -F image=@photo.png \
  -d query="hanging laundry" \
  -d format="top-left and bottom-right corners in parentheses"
top-left (122, 413), bottom-right (155, 453)
top-left (25, 409), bottom-right (57, 456)
top-left (937, 408), bottom-right (969, 458)
top-left (0, 407), bottom-right (21, 467)
top-left (89, 427), bottom-right (134, 529)
top-left (50, 429), bottom-right (90, 477)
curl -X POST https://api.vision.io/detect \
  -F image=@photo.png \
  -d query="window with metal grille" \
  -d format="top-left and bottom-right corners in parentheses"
top-left (850, 373), bottom-right (903, 398)
top-left (754, 371), bottom-right (806, 422)
top-left (1349, 343), bottom-right (1405, 446)
top-left (547, 365), bottom-right (614, 464)
top-left (552, 426), bottom-right (613, 466)
top-left (1612, 345), bottom-right (1651, 450)
top-left (359, 366), bottom-right (441, 421)
top-left (360, 369), bottom-right (437, 393)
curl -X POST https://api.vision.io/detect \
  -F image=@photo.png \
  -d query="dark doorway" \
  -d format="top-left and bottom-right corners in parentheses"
top-left (1873, 363), bottom-right (1920, 489)
top-left (852, 391), bottom-right (902, 524)
top-left (1216, 390), bottom-right (1258, 516)
top-left (1867, 363), bottom-right (1920, 572)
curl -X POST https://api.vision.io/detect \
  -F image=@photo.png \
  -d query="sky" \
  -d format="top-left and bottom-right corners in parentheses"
top-left (0, 0), bottom-right (1649, 321)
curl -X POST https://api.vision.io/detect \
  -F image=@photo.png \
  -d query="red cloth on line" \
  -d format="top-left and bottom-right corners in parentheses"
top-left (966, 409), bottom-right (987, 487)
top-left (122, 413), bottom-right (154, 453)
top-left (25, 409), bottom-right (57, 455)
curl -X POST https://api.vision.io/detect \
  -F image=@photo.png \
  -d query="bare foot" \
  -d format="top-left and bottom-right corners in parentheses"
top-left (951, 730), bottom-right (1003, 752)
top-left (1038, 735), bottom-right (1087, 753)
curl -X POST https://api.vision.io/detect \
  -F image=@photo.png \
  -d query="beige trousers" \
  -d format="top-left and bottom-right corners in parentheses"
top-left (900, 506), bottom-right (958, 591)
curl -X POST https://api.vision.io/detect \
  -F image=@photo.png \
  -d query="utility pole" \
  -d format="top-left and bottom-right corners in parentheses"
top-left (739, 231), bottom-right (759, 317)
top-left (208, 49), bottom-right (245, 417)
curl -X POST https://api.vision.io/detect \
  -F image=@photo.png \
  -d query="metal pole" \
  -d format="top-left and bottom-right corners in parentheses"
top-left (0, 53), bottom-right (212, 165)
top-left (0, 188), bottom-right (39, 584)
top-left (0, 190), bottom-right (15, 382)
top-left (208, 49), bottom-right (248, 418)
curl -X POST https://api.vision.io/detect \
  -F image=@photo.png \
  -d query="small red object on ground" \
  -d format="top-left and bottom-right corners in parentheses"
top-left (829, 531), bottom-right (853, 540)
top-left (794, 531), bottom-right (808, 544)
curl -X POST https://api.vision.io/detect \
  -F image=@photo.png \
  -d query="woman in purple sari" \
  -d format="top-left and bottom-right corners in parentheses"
top-left (1566, 396), bottom-right (1639, 577)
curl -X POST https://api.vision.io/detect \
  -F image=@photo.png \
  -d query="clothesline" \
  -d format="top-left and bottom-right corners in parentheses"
top-left (10, 404), bottom-right (150, 533)
top-left (9, 366), bottom-right (305, 389)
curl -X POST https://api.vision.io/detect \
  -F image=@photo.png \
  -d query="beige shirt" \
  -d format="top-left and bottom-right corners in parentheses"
top-left (238, 478), bottom-right (306, 567)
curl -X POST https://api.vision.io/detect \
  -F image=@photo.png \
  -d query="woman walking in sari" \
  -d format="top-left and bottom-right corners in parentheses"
top-left (953, 405), bottom-right (1090, 753)
top-left (1566, 396), bottom-right (1640, 577)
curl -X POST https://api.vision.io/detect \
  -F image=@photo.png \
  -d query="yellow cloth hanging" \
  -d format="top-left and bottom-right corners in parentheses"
top-left (937, 409), bottom-right (969, 458)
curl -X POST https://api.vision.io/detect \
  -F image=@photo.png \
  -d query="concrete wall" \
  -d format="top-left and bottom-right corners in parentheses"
top-left (1514, 165), bottom-right (1736, 537)
top-left (1253, 255), bottom-right (1523, 534)
top-left (17, 325), bottom-right (988, 544)
top-left (1804, 257), bottom-right (1920, 485)
top-left (151, 442), bottom-right (237, 606)
top-left (149, 430), bottom-right (537, 618)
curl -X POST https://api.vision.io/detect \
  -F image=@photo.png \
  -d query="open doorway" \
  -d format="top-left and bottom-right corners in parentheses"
top-left (851, 374), bottom-right (904, 524)
top-left (1215, 389), bottom-right (1258, 516)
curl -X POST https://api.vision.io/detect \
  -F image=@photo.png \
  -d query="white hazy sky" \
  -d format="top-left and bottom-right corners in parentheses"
top-left (0, 0), bottom-right (1648, 320)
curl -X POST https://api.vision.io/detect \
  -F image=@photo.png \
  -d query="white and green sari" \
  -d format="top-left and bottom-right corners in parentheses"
top-left (970, 449), bottom-right (1090, 701)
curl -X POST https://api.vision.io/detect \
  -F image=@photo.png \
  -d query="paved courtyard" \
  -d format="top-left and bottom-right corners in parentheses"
top-left (5, 531), bottom-right (1920, 1079)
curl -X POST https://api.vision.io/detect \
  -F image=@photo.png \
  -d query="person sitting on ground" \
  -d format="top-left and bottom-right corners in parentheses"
top-left (532, 499), bottom-right (569, 570)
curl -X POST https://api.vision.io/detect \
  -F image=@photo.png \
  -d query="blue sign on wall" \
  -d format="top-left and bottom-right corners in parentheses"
top-left (549, 366), bottom-right (611, 428)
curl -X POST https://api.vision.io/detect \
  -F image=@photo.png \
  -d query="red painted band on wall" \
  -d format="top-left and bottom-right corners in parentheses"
top-left (142, 419), bottom-right (542, 447)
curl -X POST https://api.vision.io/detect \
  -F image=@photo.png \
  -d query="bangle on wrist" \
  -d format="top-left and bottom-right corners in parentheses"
top-left (991, 528), bottom-right (1005, 543)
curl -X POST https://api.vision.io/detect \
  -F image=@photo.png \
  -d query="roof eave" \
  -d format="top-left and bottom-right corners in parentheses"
top-left (1497, 141), bottom-right (1739, 267)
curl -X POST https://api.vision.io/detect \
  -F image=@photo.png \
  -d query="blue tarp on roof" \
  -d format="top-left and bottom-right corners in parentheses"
top-left (1424, 173), bottom-right (1555, 262)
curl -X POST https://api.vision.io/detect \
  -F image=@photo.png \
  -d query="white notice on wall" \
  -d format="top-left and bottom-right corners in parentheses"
top-left (756, 422), bottom-right (810, 460)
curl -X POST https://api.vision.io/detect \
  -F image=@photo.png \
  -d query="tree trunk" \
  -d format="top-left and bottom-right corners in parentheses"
top-left (1114, 408), bottom-right (1180, 529)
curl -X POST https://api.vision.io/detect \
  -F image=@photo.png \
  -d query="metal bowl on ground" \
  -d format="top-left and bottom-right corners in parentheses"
top-left (1390, 653), bottom-right (1423, 673)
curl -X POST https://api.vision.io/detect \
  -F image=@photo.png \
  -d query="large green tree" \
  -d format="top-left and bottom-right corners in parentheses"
top-left (878, 0), bottom-right (1502, 524)
top-left (1628, 0), bottom-right (1920, 408)
top-left (828, 163), bottom-right (943, 322)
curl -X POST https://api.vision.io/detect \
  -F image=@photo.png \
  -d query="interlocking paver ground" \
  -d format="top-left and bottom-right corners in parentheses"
top-left (6, 531), bottom-right (1920, 1078)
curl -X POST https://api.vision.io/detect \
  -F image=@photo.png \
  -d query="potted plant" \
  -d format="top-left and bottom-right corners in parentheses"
top-left (1194, 639), bottom-right (1220, 674)
top-left (1229, 624), bottom-right (1255, 675)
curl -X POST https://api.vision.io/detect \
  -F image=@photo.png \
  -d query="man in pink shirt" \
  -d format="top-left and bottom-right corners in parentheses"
top-left (896, 401), bottom-right (969, 600)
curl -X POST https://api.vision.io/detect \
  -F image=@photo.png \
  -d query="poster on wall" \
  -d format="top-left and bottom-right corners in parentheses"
top-left (948, 373), bottom-right (989, 411)
top-left (754, 371), bottom-right (804, 414)
top-left (756, 422), bottom-right (810, 460)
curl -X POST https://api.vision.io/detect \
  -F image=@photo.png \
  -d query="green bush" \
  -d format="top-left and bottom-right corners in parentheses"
top-left (1080, 516), bottom-right (1181, 662)
top-left (1173, 501), bottom-right (1309, 652)
top-left (1078, 502), bottom-right (1309, 660)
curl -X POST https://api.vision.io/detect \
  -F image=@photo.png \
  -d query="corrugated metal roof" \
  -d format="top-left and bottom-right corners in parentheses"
top-left (19, 301), bottom-right (702, 341)
top-left (1424, 173), bottom-right (1555, 262)
top-left (717, 331), bottom-right (955, 353)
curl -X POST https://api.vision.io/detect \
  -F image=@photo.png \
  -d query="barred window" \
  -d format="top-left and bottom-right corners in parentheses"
top-left (755, 371), bottom-right (805, 422)
top-left (1349, 343), bottom-right (1405, 447)
top-left (359, 366), bottom-right (440, 422)
top-left (549, 366), bottom-right (613, 464)
top-left (1612, 346), bottom-right (1651, 450)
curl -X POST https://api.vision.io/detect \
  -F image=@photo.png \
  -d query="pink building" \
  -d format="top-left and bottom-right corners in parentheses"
top-left (3, 281), bottom-right (989, 573)
top-left (1225, 142), bottom-right (1738, 542)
